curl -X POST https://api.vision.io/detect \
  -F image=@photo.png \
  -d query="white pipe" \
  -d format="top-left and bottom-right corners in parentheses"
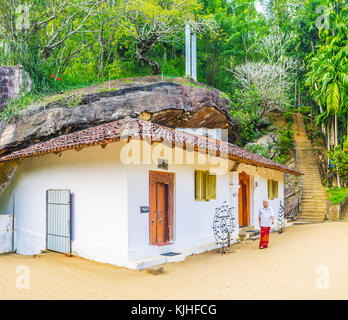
top-left (191, 31), bottom-right (197, 81)
top-left (185, 24), bottom-right (191, 78)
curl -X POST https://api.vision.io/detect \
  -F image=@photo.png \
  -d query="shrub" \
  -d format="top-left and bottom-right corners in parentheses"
top-left (284, 111), bottom-right (293, 122)
top-left (245, 144), bottom-right (270, 159)
top-left (229, 87), bottom-right (263, 145)
top-left (328, 139), bottom-right (348, 179)
top-left (279, 129), bottom-right (294, 152)
top-left (273, 154), bottom-right (290, 164)
top-left (299, 105), bottom-right (311, 114)
top-left (327, 187), bottom-right (348, 205)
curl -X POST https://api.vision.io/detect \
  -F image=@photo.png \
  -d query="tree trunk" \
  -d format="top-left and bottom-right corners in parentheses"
top-left (135, 41), bottom-right (160, 75)
top-left (330, 119), bottom-right (335, 147)
top-left (98, 27), bottom-right (104, 79)
top-left (334, 112), bottom-right (338, 147)
top-left (335, 112), bottom-right (340, 187)
top-left (314, 83), bottom-right (325, 134)
top-left (327, 123), bottom-right (330, 166)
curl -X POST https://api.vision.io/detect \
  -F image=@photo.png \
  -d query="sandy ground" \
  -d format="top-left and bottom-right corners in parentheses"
top-left (1, 222), bottom-right (348, 300)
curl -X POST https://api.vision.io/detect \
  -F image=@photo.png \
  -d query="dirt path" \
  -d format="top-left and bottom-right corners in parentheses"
top-left (1, 222), bottom-right (348, 300)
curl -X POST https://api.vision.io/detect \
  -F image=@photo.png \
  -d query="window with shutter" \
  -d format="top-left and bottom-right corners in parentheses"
top-left (195, 170), bottom-right (216, 201)
top-left (268, 179), bottom-right (279, 200)
top-left (268, 179), bottom-right (273, 199)
top-left (207, 174), bottom-right (216, 200)
top-left (272, 180), bottom-right (279, 199)
top-left (195, 170), bottom-right (203, 200)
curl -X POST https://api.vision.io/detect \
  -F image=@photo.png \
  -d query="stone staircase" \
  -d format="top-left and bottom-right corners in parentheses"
top-left (293, 113), bottom-right (328, 221)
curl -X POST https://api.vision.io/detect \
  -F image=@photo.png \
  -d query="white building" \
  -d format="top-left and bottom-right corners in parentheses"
top-left (0, 117), bottom-right (300, 270)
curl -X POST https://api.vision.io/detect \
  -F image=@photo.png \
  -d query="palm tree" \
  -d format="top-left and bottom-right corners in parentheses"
top-left (305, 4), bottom-right (347, 186)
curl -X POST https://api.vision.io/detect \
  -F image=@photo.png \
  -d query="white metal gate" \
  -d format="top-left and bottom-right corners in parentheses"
top-left (46, 189), bottom-right (71, 254)
top-left (0, 214), bottom-right (13, 254)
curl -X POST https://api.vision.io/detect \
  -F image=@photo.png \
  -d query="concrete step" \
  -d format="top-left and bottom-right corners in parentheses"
top-left (301, 198), bottom-right (327, 200)
top-left (301, 202), bottom-right (327, 205)
top-left (301, 204), bottom-right (327, 209)
top-left (297, 215), bottom-right (326, 221)
top-left (301, 202), bottom-right (327, 206)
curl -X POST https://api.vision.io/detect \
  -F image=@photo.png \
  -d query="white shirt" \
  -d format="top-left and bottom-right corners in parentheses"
top-left (258, 206), bottom-right (274, 227)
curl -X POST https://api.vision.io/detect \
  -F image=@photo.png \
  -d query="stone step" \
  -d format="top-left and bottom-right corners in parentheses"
top-left (301, 202), bottom-right (327, 206)
top-left (300, 210), bottom-right (327, 214)
top-left (302, 181), bottom-right (324, 184)
top-left (297, 215), bottom-right (326, 220)
top-left (302, 191), bottom-right (327, 194)
top-left (301, 194), bottom-right (327, 198)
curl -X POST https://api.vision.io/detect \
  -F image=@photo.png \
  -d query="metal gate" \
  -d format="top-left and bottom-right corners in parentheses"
top-left (46, 189), bottom-right (71, 254)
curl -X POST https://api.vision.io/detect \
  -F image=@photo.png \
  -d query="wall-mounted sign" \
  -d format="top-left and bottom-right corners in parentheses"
top-left (140, 206), bottom-right (150, 213)
top-left (158, 158), bottom-right (168, 170)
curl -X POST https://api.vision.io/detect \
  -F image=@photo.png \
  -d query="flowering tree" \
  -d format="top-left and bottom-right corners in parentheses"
top-left (0, 0), bottom-right (103, 84)
top-left (115, 0), bottom-right (213, 74)
top-left (233, 61), bottom-right (297, 113)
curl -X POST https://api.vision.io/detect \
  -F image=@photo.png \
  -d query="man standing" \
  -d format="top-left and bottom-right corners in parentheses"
top-left (258, 200), bottom-right (274, 249)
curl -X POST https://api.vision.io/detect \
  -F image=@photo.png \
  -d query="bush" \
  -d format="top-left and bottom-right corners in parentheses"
top-left (299, 105), bottom-right (311, 114)
top-left (229, 87), bottom-right (263, 145)
top-left (273, 154), bottom-right (291, 164)
top-left (327, 187), bottom-right (348, 205)
top-left (245, 144), bottom-right (270, 159)
top-left (284, 111), bottom-right (293, 122)
top-left (328, 139), bottom-right (348, 179)
top-left (279, 129), bottom-right (295, 152)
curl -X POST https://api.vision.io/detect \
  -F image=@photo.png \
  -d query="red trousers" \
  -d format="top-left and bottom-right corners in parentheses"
top-left (259, 226), bottom-right (270, 248)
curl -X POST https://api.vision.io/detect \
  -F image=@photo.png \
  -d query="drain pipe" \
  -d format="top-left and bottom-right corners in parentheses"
top-left (11, 194), bottom-right (15, 253)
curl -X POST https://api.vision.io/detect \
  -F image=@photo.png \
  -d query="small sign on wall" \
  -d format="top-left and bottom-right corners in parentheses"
top-left (140, 206), bottom-right (150, 213)
top-left (158, 158), bottom-right (168, 170)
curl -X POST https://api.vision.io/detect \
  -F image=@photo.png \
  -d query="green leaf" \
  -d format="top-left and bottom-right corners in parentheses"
top-left (326, 82), bottom-right (340, 113)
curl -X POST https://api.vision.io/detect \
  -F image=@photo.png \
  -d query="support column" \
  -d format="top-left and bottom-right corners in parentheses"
top-left (191, 31), bottom-right (197, 81)
top-left (185, 24), bottom-right (191, 78)
top-left (229, 171), bottom-right (240, 234)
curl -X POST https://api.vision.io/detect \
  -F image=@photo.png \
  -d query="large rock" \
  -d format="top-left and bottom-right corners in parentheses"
top-left (0, 66), bottom-right (31, 111)
top-left (0, 80), bottom-right (240, 155)
top-left (245, 132), bottom-right (280, 159)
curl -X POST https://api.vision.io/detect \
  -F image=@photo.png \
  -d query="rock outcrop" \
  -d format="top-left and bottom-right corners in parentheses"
top-left (0, 79), bottom-right (240, 156)
top-left (0, 66), bottom-right (31, 112)
top-left (245, 132), bottom-right (280, 159)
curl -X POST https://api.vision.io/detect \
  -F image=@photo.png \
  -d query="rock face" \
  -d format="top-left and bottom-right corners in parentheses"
top-left (245, 132), bottom-right (280, 159)
top-left (0, 66), bottom-right (31, 112)
top-left (0, 81), bottom-right (240, 156)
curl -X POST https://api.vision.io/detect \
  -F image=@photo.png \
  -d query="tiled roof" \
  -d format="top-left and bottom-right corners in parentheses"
top-left (0, 117), bottom-right (302, 175)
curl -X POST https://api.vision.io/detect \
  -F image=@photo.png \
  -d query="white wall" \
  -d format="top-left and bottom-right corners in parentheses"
top-left (0, 139), bottom-right (285, 268)
top-left (126, 143), bottom-right (233, 261)
top-left (0, 214), bottom-right (13, 253)
top-left (0, 143), bottom-right (129, 266)
top-left (236, 164), bottom-right (284, 229)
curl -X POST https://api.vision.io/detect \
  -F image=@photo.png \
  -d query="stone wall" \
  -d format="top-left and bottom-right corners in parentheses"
top-left (0, 66), bottom-right (31, 112)
top-left (327, 197), bottom-right (348, 220)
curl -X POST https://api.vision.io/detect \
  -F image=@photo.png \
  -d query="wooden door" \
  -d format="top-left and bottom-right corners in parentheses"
top-left (149, 171), bottom-right (174, 245)
top-left (155, 183), bottom-right (168, 244)
top-left (238, 172), bottom-right (250, 227)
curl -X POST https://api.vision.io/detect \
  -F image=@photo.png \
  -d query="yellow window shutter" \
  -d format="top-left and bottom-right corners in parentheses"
top-left (202, 171), bottom-right (208, 200)
top-left (206, 174), bottom-right (216, 200)
top-left (268, 180), bottom-right (273, 200)
top-left (273, 180), bottom-right (278, 199)
top-left (195, 171), bottom-right (202, 200)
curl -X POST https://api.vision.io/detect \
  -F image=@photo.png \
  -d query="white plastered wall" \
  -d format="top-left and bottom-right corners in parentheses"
top-left (0, 142), bottom-right (129, 267)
